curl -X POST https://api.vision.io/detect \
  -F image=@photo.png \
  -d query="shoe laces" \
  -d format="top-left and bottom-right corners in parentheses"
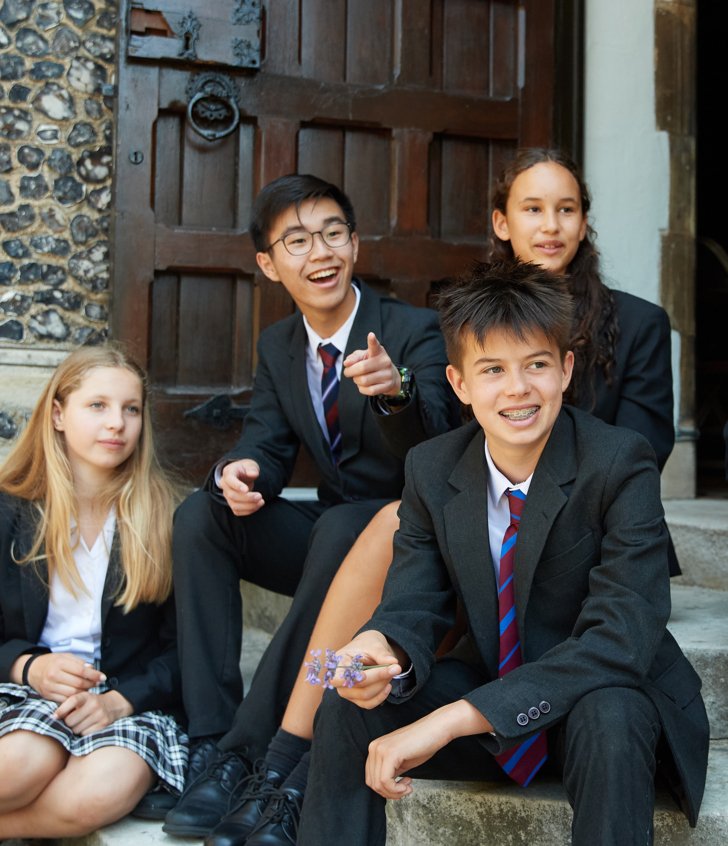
top-left (263, 788), bottom-right (302, 837)
top-left (226, 758), bottom-right (278, 812)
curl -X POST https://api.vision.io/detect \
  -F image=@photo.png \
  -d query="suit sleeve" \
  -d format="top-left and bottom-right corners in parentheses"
top-left (613, 301), bottom-right (675, 471)
top-left (371, 307), bottom-right (457, 458)
top-left (0, 496), bottom-right (48, 680)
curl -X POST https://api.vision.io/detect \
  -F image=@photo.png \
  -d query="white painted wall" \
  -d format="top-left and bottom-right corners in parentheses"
top-left (584, 0), bottom-right (687, 456)
top-left (583, 0), bottom-right (667, 305)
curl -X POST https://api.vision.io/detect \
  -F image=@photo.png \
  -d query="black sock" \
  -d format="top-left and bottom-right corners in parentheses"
top-left (281, 749), bottom-right (310, 795)
top-left (264, 728), bottom-right (311, 780)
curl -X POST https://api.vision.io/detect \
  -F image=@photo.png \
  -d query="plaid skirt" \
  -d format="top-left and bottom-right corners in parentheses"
top-left (0, 682), bottom-right (189, 794)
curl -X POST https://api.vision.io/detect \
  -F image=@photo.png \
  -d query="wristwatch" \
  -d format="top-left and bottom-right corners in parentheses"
top-left (387, 366), bottom-right (415, 406)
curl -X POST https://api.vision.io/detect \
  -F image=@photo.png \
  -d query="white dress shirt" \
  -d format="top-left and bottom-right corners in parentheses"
top-left (39, 509), bottom-right (115, 662)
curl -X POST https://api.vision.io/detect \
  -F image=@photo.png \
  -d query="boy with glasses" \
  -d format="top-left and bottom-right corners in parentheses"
top-left (160, 174), bottom-right (458, 839)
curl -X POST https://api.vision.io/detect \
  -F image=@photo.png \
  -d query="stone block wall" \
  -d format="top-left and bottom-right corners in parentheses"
top-left (0, 0), bottom-right (116, 456)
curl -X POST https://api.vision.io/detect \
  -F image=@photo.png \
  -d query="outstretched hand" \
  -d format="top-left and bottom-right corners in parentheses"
top-left (343, 333), bottom-right (401, 398)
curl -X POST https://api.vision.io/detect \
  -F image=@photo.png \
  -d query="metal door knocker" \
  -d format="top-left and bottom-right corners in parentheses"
top-left (186, 73), bottom-right (241, 141)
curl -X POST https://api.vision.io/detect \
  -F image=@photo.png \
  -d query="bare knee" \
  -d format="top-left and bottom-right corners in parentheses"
top-left (0, 732), bottom-right (66, 807)
top-left (54, 778), bottom-right (143, 834)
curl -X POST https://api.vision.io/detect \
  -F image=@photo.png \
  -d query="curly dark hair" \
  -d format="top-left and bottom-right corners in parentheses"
top-left (485, 147), bottom-right (618, 409)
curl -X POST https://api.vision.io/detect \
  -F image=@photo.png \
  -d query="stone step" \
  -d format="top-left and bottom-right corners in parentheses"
top-left (384, 740), bottom-right (728, 846)
top-left (664, 498), bottom-right (728, 591)
top-left (11, 740), bottom-right (726, 846)
top-left (667, 585), bottom-right (728, 740)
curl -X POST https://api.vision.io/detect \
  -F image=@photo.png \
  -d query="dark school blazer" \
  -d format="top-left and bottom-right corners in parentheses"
top-left (0, 492), bottom-right (183, 719)
top-left (213, 278), bottom-right (458, 505)
top-left (580, 289), bottom-right (674, 472)
top-left (369, 408), bottom-right (709, 826)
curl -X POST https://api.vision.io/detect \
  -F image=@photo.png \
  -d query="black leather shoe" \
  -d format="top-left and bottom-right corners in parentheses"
top-left (163, 751), bottom-right (251, 837)
top-left (131, 785), bottom-right (178, 820)
top-left (132, 736), bottom-right (220, 821)
top-left (205, 761), bottom-right (285, 846)
top-left (244, 786), bottom-right (304, 846)
top-left (188, 736), bottom-right (224, 785)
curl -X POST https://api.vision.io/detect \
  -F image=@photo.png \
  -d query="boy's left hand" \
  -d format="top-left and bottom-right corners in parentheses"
top-left (365, 710), bottom-right (452, 800)
top-left (343, 332), bottom-right (401, 397)
top-left (366, 700), bottom-right (494, 800)
top-left (53, 689), bottom-right (133, 735)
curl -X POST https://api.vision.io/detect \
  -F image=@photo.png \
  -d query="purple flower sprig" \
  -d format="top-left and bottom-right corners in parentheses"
top-left (304, 648), bottom-right (366, 689)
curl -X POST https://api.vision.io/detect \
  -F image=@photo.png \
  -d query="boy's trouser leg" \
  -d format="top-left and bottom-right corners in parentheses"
top-left (172, 490), bottom-right (323, 739)
top-left (219, 500), bottom-right (390, 760)
top-left (299, 659), bottom-right (503, 846)
top-left (561, 686), bottom-right (661, 846)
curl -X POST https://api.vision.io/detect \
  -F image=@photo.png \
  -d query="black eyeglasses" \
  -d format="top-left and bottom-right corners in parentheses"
top-left (266, 222), bottom-right (352, 256)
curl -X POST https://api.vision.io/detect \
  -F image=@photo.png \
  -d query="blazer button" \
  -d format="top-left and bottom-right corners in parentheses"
top-left (528, 706), bottom-right (541, 720)
top-left (517, 712), bottom-right (529, 726)
top-left (539, 701), bottom-right (551, 714)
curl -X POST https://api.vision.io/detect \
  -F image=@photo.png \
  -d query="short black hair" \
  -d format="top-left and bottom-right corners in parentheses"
top-left (437, 259), bottom-right (574, 370)
top-left (249, 173), bottom-right (357, 252)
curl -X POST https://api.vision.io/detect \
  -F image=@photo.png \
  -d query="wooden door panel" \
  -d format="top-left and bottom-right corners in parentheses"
top-left (438, 136), bottom-right (493, 240)
top-left (346, 2), bottom-right (393, 85)
top-left (114, 0), bottom-right (579, 484)
top-left (149, 273), bottom-right (254, 391)
top-left (443, 1), bottom-right (494, 93)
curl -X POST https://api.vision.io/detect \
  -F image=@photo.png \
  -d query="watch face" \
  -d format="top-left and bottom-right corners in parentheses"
top-left (397, 367), bottom-right (413, 399)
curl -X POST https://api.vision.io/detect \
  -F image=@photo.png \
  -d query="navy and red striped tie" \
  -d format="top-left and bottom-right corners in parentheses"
top-left (494, 488), bottom-right (548, 786)
top-left (318, 343), bottom-right (342, 462)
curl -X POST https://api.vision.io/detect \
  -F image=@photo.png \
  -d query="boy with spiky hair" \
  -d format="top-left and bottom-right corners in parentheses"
top-left (298, 259), bottom-right (709, 846)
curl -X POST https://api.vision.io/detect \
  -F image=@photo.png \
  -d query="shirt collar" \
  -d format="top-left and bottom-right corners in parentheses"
top-left (484, 438), bottom-right (533, 505)
top-left (303, 282), bottom-right (361, 359)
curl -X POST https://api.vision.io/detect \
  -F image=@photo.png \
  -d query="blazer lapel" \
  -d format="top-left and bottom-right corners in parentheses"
top-left (101, 531), bottom-right (124, 626)
top-left (443, 425), bottom-right (501, 678)
top-left (514, 411), bottom-right (577, 655)
top-left (338, 281), bottom-right (382, 463)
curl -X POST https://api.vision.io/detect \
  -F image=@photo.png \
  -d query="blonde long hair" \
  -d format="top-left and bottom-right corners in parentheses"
top-left (0, 344), bottom-right (181, 611)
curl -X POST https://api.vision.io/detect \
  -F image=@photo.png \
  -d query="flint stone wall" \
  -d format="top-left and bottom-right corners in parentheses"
top-left (0, 0), bottom-right (116, 457)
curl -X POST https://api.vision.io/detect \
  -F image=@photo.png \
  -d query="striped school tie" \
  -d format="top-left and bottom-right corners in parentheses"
top-left (494, 488), bottom-right (548, 786)
top-left (318, 343), bottom-right (342, 462)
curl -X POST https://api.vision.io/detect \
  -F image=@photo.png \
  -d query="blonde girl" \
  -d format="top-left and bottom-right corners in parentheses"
top-left (0, 343), bottom-right (187, 839)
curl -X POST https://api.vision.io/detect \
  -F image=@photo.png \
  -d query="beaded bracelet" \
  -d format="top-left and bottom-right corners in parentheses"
top-left (21, 653), bottom-right (41, 687)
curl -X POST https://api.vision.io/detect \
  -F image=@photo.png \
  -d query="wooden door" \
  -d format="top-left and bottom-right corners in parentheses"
top-left (112, 0), bottom-right (576, 484)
